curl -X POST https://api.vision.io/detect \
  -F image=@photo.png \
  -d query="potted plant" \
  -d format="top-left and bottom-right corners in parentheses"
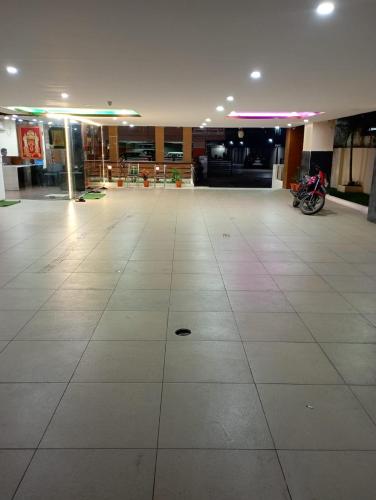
top-left (117, 159), bottom-right (126, 187)
top-left (171, 168), bottom-right (182, 188)
top-left (289, 173), bottom-right (301, 192)
top-left (141, 170), bottom-right (149, 187)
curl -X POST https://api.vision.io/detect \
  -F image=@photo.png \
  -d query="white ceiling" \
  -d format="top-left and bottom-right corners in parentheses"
top-left (1, 0), bottom-right (375, 128)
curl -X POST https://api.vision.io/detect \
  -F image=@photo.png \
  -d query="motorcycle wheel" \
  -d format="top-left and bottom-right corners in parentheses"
top-left (300, 194), bottom-right (325, 215)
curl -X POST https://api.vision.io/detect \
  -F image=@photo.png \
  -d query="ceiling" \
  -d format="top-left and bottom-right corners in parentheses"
top-left (0, 0), bottom-right (375, 128)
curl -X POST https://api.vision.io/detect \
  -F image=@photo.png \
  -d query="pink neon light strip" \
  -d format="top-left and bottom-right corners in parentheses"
top-left (227, 112), bottom-right (323, 119)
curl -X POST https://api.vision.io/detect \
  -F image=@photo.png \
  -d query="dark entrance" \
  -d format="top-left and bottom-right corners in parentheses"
top-left (203, 128), bottom-right (286, 188)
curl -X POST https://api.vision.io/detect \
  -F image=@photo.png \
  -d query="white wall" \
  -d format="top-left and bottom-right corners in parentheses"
top-left (0, 120), bottom-right (19, 156)
top-left (303, 121), bottom-right (336, 151)
top-left (331, 148), bottom-right (376, 194)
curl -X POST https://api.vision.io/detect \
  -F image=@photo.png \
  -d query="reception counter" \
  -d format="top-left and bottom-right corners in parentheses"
top-left (2, 164), bottom-right (33, 190)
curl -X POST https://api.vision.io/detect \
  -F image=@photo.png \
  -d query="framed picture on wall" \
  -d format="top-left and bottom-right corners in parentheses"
top-left (49, 127), bottom-right (66, 149)
top-left (18, 126), bottom-right (43, 159)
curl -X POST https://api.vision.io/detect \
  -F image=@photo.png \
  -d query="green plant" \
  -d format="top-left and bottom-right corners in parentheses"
top-left (328, 188), bottom-right (369, 207)
top-left (171, 168), bottom-right (182, 183)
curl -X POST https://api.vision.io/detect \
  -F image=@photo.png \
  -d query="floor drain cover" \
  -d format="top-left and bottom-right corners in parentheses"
top-left (175, 328), bottom-right (192, 336)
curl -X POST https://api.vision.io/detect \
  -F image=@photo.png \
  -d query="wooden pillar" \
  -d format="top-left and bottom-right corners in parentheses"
top-left (183, 127), bottom-right (192, 163)
top-left (155, 126), bottom-right (165, 163)
top-left (283, 126), bottom-right (304, 189)
top-left (108, 126), bottom-right (119, 161)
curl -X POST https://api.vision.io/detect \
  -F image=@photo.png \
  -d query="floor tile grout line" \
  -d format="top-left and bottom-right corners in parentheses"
top-left (230, 219), bottom-right (293, 500)
top-left (151, 206), bottom-right (176, 500)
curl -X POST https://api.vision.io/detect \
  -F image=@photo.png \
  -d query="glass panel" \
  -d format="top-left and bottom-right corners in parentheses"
top-left (118, 126), bottom-right (155, 162)
top-left (164, 127), bottom-right (183, 161)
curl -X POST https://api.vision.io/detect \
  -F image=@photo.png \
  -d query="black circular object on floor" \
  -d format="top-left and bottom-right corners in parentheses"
top-left (175, 328), bottom-right (192, 336)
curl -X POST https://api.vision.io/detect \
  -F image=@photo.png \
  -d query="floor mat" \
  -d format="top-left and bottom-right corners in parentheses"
top-left (0, 200), bottom-right (21, 207)
top-left (83, 193), bottom-right (106, 200)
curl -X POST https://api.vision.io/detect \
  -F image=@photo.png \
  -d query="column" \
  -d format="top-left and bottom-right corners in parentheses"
top-left (0, 158), bottom-right (5, 200)
top-left (155, 127), bottom-right (164, 163)
top-left (108, 126), bottom-right (119, 161)
top-left (367, 158), bottom-right (376, 223)
top-left (301, 120), bottom-right (335, 179)
top-left (183, 127), bottom-right (192, 163)
top-left (282, 126), bottom-right (304, 188)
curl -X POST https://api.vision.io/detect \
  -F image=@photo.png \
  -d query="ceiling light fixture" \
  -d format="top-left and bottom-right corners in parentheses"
top-left (205, 118), bottom-right (211, 122)
top-left (61, 92), bottom-right (69, 99)
top-left (6, 66), bottom-right (18, 75)
top-left (250, 70), bottom-right (261, 79)
top-left (226, 96), bottom-right (234, 102)
top-left (48, 121), bottom-right (53, 125)
top-left (316, 2), bottom-right (335, 16)
top-left (216, 105), bottom-right (225, 112)
top-left (4, 116), bottom-right (10, 120)
top-left (129, 124), bottom-right (135, 128)
top-left (304, 119), bottom-right (309, 123)
top-left (17, 119), bottom-right (23, 122)
top-left (288, 123), bottom-right (292, 127)
top-left (227, 111), bottom-right (323, 120)
top-left (122, 121), bottom-right (128, 125)
top-left (268, 138), bottom-right (273, 143)
top-left (199, 125), bottom-right (204, 129)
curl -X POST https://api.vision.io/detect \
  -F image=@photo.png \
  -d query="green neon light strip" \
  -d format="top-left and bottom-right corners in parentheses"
top-left (8, 107), bottom-right (141, 117)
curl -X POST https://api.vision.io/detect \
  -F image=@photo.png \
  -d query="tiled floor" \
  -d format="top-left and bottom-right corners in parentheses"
top-left (1, 188), bottom-right (376, 499)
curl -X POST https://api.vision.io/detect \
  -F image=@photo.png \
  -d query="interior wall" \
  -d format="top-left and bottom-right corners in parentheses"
top-left (0, 120), bottom-right (19, 155)
top-left (331, 148), bottom-right (376, 194)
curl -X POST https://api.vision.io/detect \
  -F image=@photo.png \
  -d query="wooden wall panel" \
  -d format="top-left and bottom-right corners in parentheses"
top-left (283, 126), bottom-right (304, 188)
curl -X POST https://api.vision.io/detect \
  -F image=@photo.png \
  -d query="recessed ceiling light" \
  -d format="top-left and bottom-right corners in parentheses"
top-left (48, 121), bottom-right (53, 125)
top-left (18, 119), bottom-right (23, 122)
top-left (205, 118), bottom-right (211, 122)
top-left (316, 2), bottom-right (335, 15)
top-left (12, 114), bottom-right (18, 118)
top-left (129, 124), bottom-right (135, 128)
top-left (122, 121), bottom-right (128, 125)
top-left (61, 92), bottom-right (69, 99)
top-left (6, 66), bottom-right (18, 75)
top-left (216, 106), bottom-right (225, 112)
top-left (240, 141), bottom-right (244, 145)
top-left (229, 140), bottom-right (234, 145)
top-left (268, 138), bottom-right (273, 143)
top-left (4, 116), bottom-right (10, 120)
top-left (288, 123), bottom-right (292, 127)
top-left (39, 120), bottom-right (43, 123)
top-left (304, 119), bottom-right (309, 123)
top-left (226, 96), bottom-right (234, 102)
top-left (32, 119), bottom-right (37, 122)
top-left (250, 70), bottom-right (261, 79)
top-left (275, 126), bottom-right (280, 130)
top-left (112, 117), bottom-right (117, 121)
top-left (199, 125), bottom-right (204, 129)
top-left (11, 117), bottom-right (16, 121)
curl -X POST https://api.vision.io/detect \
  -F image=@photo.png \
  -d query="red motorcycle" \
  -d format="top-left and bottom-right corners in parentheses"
top-left (291, 169), bottom-right (328, 215)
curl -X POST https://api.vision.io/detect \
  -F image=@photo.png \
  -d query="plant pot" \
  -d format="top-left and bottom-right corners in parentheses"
top-left (337, 184), bottom-right (363, 193)
top-left (176, 180), bottom-right (182, 188)
top-left (117, 179), bottom-right (124, 187)
top-left (143, 180), bottom-right (150, 188)
top-left (290, 182), bottom-right (300, 192)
